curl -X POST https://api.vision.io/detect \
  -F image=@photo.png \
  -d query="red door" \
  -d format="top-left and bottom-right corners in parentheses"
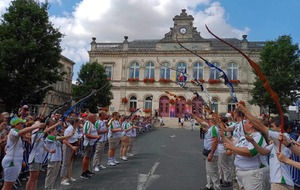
top-left (159, 96), bottom-right (169, 117)
top-left (175, 96), bottom-right (186, 117)
top-left (192, 97), bottom-right (203, 117)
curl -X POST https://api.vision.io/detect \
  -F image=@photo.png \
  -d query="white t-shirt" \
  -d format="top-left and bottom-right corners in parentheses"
top-left (231, 121), bottom-right (245, 145)
top-left (64, 125), bottom-right (80, 144)
top-left (29, 132), bottom-right (46, 163)
top-left (204, 125), bottom-right (219, 156)
top-left (83, 121), bottom-right (98, 146)
top-left (2, 129), bottom-right (24, 167)
top-left (122, 121), bottom-right (132, 137)
top-left (268, 130), bottom-right (294, 186)
top-left (108, 120), bottom-right (122, 139)
top-left (234, 131), bottom-right (267, 171)
top-left (95, 119), bottom-right (108, 142)
top-left (45, 136), bottom-right (62, 162)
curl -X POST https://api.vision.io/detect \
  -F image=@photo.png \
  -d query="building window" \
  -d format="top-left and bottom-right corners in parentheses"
top-left (193, 62), bottom-right (203, 80)
top-left (209, 62), bottom-right (221, 80)
top-left (227, 99), bottom-right (236, 112)
top-left (145, 62), bottom-right (155, 79)
top-left (160, 62), bottom-right (170, 79)
top-left (129, 62), bottom-right (140, 79)
top-left (144, 96), bottom-right (153, 109)
top-left (105, 66), bottom-right (112, 80)
top-left (129, 96), bottom-right (137, 109)
top-left (176, 62), bottom-right (187, 82)
top-left (227, 62), bottom-right (238, 80)
top-left (210, 98), bottom-right (218, 113)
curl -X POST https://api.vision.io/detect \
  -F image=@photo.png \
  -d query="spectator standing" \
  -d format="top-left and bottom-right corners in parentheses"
top-left (80, 114), bottom-right (100, 179)
top-left (107, 112), bottom-right (123, 166)
top-left (92, 112), bottom-right (108, 172)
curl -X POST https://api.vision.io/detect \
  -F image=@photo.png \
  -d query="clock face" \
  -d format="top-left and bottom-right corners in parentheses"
top-left (179, 27), bottom-right (187, 34)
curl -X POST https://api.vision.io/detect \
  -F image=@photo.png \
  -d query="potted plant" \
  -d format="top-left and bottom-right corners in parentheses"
top-left (143, 108), bottom-right (152, 113)
top-left (229, 79), bottom-right (240, 84)
top-left (170, 99), bottom-right (175, 105)
top-left (208, 79), bottom-right (221, 84)
top-left (121, 97), bottom-right (128, 104)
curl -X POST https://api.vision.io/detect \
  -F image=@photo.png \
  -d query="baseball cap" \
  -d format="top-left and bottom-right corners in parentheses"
top-left (22, 105), bottom-right (29, 109)
top-left (81, 113), bottom-right (88, 117)
top-left (225, 113), bottom-right (232, 118)
top-left (10, 117), bottom-right (26, 126)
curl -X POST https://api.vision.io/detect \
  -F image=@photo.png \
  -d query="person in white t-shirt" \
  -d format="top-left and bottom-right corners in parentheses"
top-left (44, 124), bottom-right (74, 190)
top-left (26, 119), bottom-right (61, 190)
top-left (80, 114), bottom-right (101, 179)
top-left (223, 118), bottom-right (269, 190)
top-left (1, 118), bottom-right (44, 190)
top-left (192, 113), bottom-right (220, 190)
top-left (107, 112), bottom-right (123, 166)
top-left (237, 103), bottom-right (294, 190)
top-left (60, 117), bottom-right (80, 185)
top-left (92, 111), bottom-right (108, 171)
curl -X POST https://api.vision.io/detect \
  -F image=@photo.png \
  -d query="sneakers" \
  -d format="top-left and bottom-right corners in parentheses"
top-left (113, 159), bottom-right (120, 164)
top-left (127, 153), bottom-right (134, 157)
top-left (86, 170), bottom-right (95, 176)
top-left (99, 164), bottom-right (106, 169)
top-left (94, 166), bottom-right (100, 172)
top-left (60, 180), bottom-right (70, 186)
top-left (107, 161), bottom-right (116, 166)
top-left (80, 172), bottom-right (91, 179)
top-left (121, 156), bottom-right (128, 161)
top-left (69, 177), bottom-right (76, 182)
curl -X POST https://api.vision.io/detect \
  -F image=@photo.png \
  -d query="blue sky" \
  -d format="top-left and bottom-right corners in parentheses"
top-left (1, 0), bottom-right (299, 81)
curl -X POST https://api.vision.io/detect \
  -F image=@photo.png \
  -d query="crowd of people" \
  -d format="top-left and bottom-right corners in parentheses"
top-left (192, 101), bottom-right (300, 190)
top-left (0, 105), bottom-right (154, 190)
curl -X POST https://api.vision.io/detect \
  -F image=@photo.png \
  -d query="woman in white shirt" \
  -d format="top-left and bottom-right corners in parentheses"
top-left (2, 117), bottom-right (44, 190)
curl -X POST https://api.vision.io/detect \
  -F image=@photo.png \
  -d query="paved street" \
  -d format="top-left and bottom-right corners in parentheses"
top-left (17, 122), bottom-right (233, 190)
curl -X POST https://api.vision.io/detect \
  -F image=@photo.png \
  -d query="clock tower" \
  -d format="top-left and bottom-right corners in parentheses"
top-left (161, 9), bottom-right (203, 41)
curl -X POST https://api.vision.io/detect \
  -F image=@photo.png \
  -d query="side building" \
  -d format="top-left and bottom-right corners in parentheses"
top-left (88, 9), bottom-right (262, 117)
top-left (36, 55), bottom-right (75, 116)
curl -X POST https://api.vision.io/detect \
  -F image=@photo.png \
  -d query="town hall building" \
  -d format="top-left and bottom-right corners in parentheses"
top-left (88, 9), bottom-right (263, 117)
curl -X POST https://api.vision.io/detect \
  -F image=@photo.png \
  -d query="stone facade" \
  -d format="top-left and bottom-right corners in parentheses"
top-left (36, 55), bottom-right (75, 115)
top-left (88, 9), bottom-right (262, 117)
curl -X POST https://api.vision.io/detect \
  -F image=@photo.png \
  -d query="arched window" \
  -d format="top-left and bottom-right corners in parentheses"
top-left (176, 62), bottom-right (187, 82)
top-left (209, 62), bottom-right (221, 80)
top-left (193, 62), bottom-right (203, 80)
top-left (160, 62), bottom-right (170, 79)
top-left (129, 96), bottom-right (137, 109)
top-left (227, 62), bottom-right (238, 80)
top-left (227, 99), bottom-right (236, 112)
top-left (210, 98), bottom-right (218, 113)
top-left (129, 62), bottom-right (140, 79)
top-left (145, 62), bottom-right (155, 79)
top-left (144, 96), bottom-right (153, 109)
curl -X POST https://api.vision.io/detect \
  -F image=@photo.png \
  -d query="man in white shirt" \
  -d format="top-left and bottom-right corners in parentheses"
top-left (81, 114), bottom-right (101, 179)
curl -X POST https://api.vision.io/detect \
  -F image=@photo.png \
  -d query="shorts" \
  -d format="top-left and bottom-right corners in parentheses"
top-left (29, 162), bottom-right (42, 171)
top-left (3, 165), bottom-right (22, 182)
top-left (121, 136), bottom-right (130, 146)
top-left (108, 137), bottom-right (121, 149)
top-left (83, 145), bottom-right (93, 157)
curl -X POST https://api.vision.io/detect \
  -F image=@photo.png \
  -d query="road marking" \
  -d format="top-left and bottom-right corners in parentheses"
top-left (170, 135), bottom-right (176, 138)
top-left (137, 162), bottom-right (160, 190)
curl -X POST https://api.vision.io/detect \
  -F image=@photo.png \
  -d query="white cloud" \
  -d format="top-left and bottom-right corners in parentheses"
top-left (1, 0), bottom-right (250, 80)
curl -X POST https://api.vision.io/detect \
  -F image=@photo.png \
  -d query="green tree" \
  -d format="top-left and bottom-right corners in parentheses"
top-left (0, 0), bottom-right (63, 112)
top-left (73, 62), bottom-right (113, 113)
top-left (250, 35), bottom-right (300, 114)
